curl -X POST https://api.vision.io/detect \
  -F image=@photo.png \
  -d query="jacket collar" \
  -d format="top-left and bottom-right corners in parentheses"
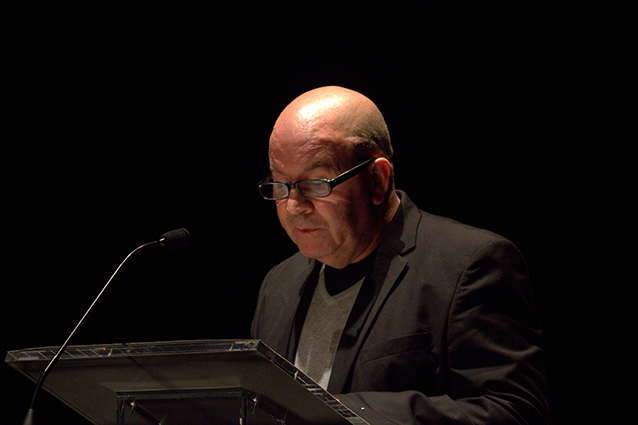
top-left (379, 190), bottom-right (420, 256)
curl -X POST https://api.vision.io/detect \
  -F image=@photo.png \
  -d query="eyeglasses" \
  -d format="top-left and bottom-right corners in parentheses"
top-left (258, 158), bottom-right (375, 200)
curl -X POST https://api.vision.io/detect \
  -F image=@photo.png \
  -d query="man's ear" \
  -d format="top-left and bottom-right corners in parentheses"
top-left (370, 158), bottom-right (393, 205)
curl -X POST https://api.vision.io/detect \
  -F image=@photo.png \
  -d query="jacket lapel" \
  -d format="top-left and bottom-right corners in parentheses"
top-left (327, 250), bottom-right (409, 394)
top-left (327, 191), bottom-right (421, 394)
top-left (274, 259), bottom-right (322, 362)
top-left (258, 255), bottom-right (319, 361)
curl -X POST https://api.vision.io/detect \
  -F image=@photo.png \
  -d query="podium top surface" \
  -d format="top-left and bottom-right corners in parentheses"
top-left (6, 339), bottom-right (368, 425)
top-left (7, 339), bottom-right (268, 363)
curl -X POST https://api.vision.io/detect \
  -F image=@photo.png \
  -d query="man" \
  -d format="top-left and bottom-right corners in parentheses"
top-left (252, 86), bottom-right (550, 425)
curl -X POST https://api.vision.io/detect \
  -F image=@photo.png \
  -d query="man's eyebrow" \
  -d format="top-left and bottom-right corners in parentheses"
top-left (270, 161), bottom-right (333, 176)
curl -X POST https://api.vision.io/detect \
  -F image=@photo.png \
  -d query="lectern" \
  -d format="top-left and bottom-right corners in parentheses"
top-left (6, 339), bottom-right (368, 425)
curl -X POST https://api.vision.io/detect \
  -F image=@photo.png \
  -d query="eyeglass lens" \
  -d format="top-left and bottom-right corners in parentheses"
top-left (261, 180), bottom-right (331, 199)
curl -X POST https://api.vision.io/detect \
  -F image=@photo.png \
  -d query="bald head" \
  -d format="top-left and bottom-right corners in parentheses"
top-left (265, 86), bottom-right (400, 268)
top-left (271, 86), bottom-right (393, 163)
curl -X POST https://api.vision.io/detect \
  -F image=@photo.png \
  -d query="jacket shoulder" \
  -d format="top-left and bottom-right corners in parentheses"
top-left (402, 205), bottom-right (529, 288)
top-left (392, 191), bottom-right (519, 260)
top-left (419, 211), bottom-right (515, 253)
top-left (258, 251), bottom-right (316, 299)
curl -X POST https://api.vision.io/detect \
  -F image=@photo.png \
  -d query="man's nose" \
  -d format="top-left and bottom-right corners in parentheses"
top-left (285, 188), bottom-right (313, 215)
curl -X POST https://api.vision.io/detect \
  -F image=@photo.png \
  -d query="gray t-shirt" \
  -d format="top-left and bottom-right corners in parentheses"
top-left (294, 265), bottom-right (364, 389)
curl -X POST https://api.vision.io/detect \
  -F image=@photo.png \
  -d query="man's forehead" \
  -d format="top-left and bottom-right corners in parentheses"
top-left (270, 136), bottom-right (335, 156)
top-left (269, 143), bottom-right (339, 173)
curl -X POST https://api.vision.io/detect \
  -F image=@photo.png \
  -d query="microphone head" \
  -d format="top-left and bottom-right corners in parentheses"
top-left (159, 228), bottom-right (191, 249)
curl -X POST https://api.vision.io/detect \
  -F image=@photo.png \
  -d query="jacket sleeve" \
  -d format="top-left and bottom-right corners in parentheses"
top-left (336, 240), bottom-right (551, 425)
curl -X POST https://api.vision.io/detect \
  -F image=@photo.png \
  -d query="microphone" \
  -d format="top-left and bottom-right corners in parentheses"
top-left (22, 228), bottom-right (190, 425)
top-left (159, 228), bottom-right (191, 249)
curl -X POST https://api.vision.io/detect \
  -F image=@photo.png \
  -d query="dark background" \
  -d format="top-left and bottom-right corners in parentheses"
top-left (2, 3), bottom-right (634, 424)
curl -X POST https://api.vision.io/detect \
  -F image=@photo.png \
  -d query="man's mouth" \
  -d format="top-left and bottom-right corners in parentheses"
top-left (296, 227), bottom-right (319, 234)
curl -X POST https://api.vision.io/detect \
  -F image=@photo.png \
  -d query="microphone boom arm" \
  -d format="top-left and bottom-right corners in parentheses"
top-left (23, 228), bottom-right (190, 425)
top-left (24, 237), bottom-right (169, 424)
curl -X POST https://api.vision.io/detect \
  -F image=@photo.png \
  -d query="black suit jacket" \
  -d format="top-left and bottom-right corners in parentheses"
top-left (251, 191), bottom-right (550, 425)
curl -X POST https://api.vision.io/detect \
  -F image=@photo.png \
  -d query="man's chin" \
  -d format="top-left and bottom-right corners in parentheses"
top-left (296, 242), bottom-right (331, 262)
top-left (298, 246), bottom-right (326, 260)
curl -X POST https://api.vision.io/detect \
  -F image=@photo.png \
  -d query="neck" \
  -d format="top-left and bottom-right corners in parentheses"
top-left (324, 250), bottom-right (377, 295)
top-left (325, 192), bottom-right (401, 269)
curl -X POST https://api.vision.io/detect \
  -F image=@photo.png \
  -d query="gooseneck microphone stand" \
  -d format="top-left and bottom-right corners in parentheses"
top-left (22, 228), bottom-right (190, 425)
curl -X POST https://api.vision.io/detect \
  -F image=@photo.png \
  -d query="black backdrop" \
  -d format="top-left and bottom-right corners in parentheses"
top-left (2, 3), bottom-right (634, 424)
